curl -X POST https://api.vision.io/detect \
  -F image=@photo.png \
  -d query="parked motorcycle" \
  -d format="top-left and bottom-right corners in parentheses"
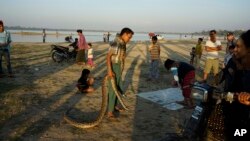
top-left (51, 38), bottom-right (78, 63)
top-left (182, 82), bottom-right (239, 141)
top-left (160, 82), bottom-right (240, 141)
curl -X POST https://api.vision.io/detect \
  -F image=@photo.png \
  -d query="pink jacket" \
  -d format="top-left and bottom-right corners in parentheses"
top-left (78, 34), bottom-right (88, 50)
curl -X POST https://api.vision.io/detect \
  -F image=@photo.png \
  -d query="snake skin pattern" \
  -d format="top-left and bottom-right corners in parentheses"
top-left (64, 75), bottom-right (128, 128)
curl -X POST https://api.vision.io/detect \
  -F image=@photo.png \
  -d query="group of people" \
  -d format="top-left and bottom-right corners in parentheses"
top-left (165, 30), bottom-right (250, 140)
top-left (76, 28), bottom-right (134, 119)
top-left (145, 28), bottom-right (250, 139)
top-left (75, 29), bottom-right (95, 68)
top-left (1, 18), bottom-right (249, 139)
top-left (103, 32), bottom-right (111, 42)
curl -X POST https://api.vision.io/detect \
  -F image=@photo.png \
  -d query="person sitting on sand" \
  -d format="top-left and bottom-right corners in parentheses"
top-left (164, 59), bottom-right (195, 108)
top-left (76, 69), bottom-right (94, 93)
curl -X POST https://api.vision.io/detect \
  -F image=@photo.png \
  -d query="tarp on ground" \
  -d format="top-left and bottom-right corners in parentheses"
top-left (137, 88), bottom-right (184, 110)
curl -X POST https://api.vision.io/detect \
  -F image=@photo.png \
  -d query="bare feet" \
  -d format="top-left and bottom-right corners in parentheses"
top-left (107, 112), bottom-right (118, 121)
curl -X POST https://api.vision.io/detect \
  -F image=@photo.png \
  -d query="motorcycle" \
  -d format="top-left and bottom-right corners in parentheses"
top-left (51, 38), bottom-right (78, 63)
top-left (160, 82), bottom-right (239, 141)
top-left (182, 82), bottom-right (239, 141)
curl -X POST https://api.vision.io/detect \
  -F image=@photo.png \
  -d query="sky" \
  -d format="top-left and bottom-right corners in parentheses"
top-left (1, 0), bottom-right (250, 33)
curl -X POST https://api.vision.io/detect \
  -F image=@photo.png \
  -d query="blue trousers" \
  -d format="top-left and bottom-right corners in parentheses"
top-left (0, 49), bottom-right (13, 74)
top-left (149, 60), bottom-right (159, 79)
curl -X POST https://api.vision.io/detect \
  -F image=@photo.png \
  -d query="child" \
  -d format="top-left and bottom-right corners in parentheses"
top-left (194, 38), bottom-right (203, 69)
top-left (87, 43), bottom-right (95, 67)
top-left (219, 45), bottom-right (236, 91)
top-left (76, 69), bottom-right (94, 93)
top-left (190, 47), bottom-right (196, 65)
top-left (148, 35), bottom-right (160, 81)
top-left (164, 59), bottom-right (195, 108)
top-left (223, 45), bottom-right (235, 68)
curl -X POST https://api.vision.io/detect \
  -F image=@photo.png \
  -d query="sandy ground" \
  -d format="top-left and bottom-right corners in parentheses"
top-left (0, 39), bottom-right (226, 141)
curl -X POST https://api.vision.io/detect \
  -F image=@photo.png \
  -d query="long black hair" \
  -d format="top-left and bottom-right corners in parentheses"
top-left (240, 30), bottom-right (250, 49)
top-left (78, 69), bottom-right (90, 83)
top-left (164, 59), bottom-right (175, 70)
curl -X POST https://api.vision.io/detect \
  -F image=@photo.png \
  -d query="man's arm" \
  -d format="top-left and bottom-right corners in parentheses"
top-left (106, 50), bottom-right (114, 77)
top-left (205, 46), bottom-right (221, 52)
top-left (199, 45), bottom-right (203, 58)
top-left (0, 43), bottom-right (8, 47)
top-left (158, 45), bottom-right (160, 58)
top-left (148, 45), bottom-right (152, 52)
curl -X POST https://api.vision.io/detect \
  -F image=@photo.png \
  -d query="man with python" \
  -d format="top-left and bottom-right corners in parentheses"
top-left (63, 28), bottom-right (133, 128)
top-left (106, 27), bottom-right (134, 119)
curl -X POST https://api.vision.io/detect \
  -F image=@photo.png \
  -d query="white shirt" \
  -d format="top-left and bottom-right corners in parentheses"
top-left (88, 48), bottom-right (93, 58)
top-left (205, 40), bottom-right (221, 59)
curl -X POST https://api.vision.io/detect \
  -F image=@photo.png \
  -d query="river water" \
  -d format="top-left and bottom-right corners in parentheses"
top-left (8, 29), bottom-right (202, 43)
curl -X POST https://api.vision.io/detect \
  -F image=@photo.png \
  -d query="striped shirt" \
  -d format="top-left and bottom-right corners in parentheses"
top-left (149, 43), bottom-right (160, 60)
top-left (109, 37), bottom-right (126, 64)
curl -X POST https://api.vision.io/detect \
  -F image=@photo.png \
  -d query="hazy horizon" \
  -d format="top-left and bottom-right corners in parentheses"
top-left (1, 0), bottom-right (250, 33)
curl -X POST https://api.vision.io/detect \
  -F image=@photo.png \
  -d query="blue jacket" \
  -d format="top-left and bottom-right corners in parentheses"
top-left (0, 30), bottom-right (12, 50)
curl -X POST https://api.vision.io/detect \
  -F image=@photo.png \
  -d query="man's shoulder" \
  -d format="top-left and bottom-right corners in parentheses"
top-left (216, 40), bottom-right (221, 44)
top-left (205, 40), bottom-right (213, 44)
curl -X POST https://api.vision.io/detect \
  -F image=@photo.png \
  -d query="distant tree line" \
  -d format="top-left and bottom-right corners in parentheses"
top-left (5, 26), bottom-right (69, 31)
top-left (5, 26), bottom-right (116, 32)
top-left (5, 26), bottom-right (247, 36)
top-left (193, 29), bottom-right (245, 36)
